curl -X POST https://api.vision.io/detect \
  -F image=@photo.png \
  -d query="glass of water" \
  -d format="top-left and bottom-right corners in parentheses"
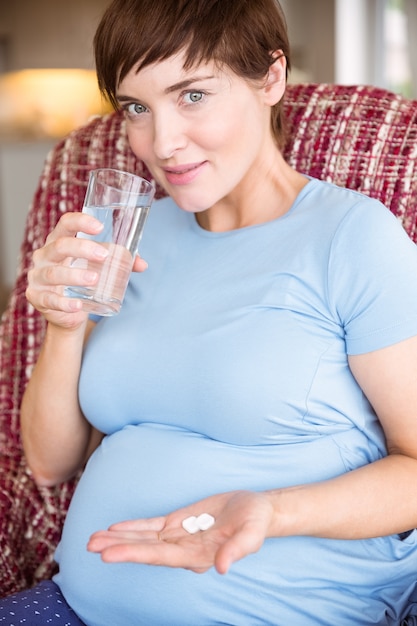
top-left (65, 168), bottom-right (155, 316)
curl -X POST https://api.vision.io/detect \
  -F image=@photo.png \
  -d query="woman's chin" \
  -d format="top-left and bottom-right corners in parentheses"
top-left (169, 193), bottom-right (211, 214)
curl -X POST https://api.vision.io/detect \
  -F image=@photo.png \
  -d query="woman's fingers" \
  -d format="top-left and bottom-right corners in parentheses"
top-left (36, 234), bottom-right (108, 271)
top-left (132, 255), bottom-right (149, 273)
top-left (45, 211), bottom-right (104, 242)
top-left (24, 212), bottom-right (109, 326)
top-left (107, 517), bottom-right (166, 532)
top-left (88, 528), bottom-right (215, 572)
top-left (213, 520), bottom-right (266, 574)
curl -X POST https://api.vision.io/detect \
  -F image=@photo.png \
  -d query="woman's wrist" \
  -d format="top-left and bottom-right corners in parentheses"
top-left (46, 317), bottom-right (88, 343)
top-left (263, 486), bottom-right (308, 539)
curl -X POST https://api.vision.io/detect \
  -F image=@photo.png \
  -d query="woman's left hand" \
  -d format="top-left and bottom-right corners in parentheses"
top-left (87, 490), bottom-right (274, 574)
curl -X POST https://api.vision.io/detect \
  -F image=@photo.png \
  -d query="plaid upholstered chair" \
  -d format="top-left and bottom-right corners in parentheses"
top-left (0, 82), bottom-right (416, 597)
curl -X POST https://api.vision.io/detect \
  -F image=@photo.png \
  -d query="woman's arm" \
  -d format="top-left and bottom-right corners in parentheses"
top-left (20, 319), bottom-right (103, 487)
top-left (267, 334), bottom-right (417, 540)
top-left (20, 212), bottom-right (108, 487)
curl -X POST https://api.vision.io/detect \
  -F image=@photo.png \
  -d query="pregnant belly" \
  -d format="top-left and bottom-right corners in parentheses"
top-left (54, 423), bottom-right (372, 626)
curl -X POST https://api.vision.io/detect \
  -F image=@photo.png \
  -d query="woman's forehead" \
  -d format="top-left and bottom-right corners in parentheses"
top-left (118, 52), bottom-right (226, 92)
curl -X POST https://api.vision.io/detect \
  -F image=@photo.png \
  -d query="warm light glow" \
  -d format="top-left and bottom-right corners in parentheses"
top-left (0, 69), bottom-right (112, 139)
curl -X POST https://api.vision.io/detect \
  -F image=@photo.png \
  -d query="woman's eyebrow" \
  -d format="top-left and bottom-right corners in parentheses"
top-left (117, 95), bottom-right (139, 102)
top-left (117, 75), bottom-right (215, 102)
top-left (164, 75), bottom-right (215, 94)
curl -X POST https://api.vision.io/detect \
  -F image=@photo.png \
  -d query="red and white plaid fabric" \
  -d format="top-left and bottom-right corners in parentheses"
top-left (0, 83), bottom-right (416, 596)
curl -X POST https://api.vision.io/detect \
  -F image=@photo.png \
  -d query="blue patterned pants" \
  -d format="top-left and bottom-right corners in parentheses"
top-left (0, 581), bottom-right (85, 625)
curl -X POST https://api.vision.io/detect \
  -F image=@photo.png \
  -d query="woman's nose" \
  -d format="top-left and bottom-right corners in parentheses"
top-left (153, 113), bottom-right (187, 160)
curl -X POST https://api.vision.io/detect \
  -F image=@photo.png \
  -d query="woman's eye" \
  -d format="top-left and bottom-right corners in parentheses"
top-left (184, 91), bottom-right (204, 104)
top-left (125, 102), bottom-right (147, 116)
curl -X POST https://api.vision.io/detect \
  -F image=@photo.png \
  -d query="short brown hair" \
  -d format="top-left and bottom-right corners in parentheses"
top-left (94, 0), bottom-right (291, 145)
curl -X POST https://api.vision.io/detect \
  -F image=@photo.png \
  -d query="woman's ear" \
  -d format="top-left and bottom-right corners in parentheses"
top-left (263, 51), bottom-right (287, 106)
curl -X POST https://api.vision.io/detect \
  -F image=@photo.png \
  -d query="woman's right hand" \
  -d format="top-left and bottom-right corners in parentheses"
top-left (26, 211), bottom-right (107, 330)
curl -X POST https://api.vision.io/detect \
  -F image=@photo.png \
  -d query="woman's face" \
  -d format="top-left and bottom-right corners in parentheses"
top-left (116, 51), bottom-right (285, 215)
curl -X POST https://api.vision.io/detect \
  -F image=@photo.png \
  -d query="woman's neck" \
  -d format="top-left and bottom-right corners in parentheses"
top-left (196, 155), bottom-right (308, 232)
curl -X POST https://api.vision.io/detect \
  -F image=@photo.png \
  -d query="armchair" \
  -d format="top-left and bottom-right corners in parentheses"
top-left (0, 82), bottom-right (416, 597)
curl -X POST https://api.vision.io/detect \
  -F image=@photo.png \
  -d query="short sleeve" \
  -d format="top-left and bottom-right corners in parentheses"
top-left (328, 198), bottom-right (417, 355)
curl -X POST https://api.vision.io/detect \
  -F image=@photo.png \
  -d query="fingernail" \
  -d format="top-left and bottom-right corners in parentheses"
top-left (69, 299), bottom-right (82, 311)
top-left (94, 247), bottom-right (109, 259)
top-left (89, 218), bottom-right (104, 231)
top-left (85, 271), bottom-right (98, 283)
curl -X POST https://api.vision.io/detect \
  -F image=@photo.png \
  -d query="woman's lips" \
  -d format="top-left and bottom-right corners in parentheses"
top-left (163, 162), bottom-right (207, 186)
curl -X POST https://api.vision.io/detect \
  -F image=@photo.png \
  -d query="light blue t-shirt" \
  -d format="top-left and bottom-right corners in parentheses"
top-left (55, 179), bottom-right (417, 625)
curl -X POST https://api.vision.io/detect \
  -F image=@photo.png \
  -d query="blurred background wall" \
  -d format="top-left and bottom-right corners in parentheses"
top-left (0, 0), bottom-right (105, 70)
top-left (0, 0), bottom-right (109, 310)
top-left (0, 0), bottom-right (415, 311)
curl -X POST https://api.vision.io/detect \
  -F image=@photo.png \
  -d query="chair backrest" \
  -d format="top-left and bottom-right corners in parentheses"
top-left (283, 83), bottom-right (417, 239)
top-left (0, 82), bottom-right (416, 595)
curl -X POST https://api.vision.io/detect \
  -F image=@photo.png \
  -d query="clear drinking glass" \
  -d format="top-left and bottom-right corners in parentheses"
top-left (65, 168), bottom-right (155, 316)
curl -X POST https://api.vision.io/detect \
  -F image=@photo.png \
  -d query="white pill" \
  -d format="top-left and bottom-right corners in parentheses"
top-left (197, 513), bottom-right (215, 531)
top-left (182, 516), bottom-right (200, 534)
